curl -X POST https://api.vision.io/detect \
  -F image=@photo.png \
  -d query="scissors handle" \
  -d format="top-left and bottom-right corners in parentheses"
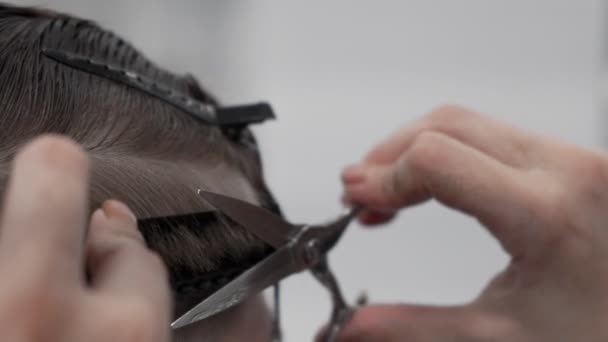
top-left (311, 257), bottom-right (354, 342)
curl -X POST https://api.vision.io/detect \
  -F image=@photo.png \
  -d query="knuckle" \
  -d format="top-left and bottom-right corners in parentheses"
top-left (518, 175), bottom-right (577, 255)
top-left (528, 153), bottom-right (608, 240)
top-left (426, 104), bottom-right (475, 126)
top-left (526, 183), bottom-right (559, 225)
top-left (532, 155), bottom-right (608, 256)
top-left (463, 311), bottom-right (524, 341)
top-left (382, 171), bottom-right (406, 207)
top-left (571, 154), bottom-right (608, 201)
top-left (526, 185), bottom-right (564, 239)
top-left (408, 131), bottom-right (446, 172)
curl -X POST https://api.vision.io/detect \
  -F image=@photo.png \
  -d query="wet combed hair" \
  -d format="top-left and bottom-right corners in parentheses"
top-left (0, 4), bottom-right (276, 306)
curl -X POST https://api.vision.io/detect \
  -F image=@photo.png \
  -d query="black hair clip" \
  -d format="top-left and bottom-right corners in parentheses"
top-left (216, 102), bottom-right (275, 127)
top-left (41, 48), bottom-right (276, 128)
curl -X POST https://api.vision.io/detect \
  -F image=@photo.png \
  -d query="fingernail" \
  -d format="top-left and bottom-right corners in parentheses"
top-left (342, 164), bottom-right (367, 183)
top-left (359, 210), bottom-right (395, 226)
top-left (102, 200), bottom-right (137, 224)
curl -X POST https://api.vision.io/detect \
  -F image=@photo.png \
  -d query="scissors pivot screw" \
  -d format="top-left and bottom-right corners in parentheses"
top-left (304, 239), bottom-right (321, 266)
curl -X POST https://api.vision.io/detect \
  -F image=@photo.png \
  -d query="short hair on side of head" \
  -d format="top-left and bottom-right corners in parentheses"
top-left (0, 3), bottom-right (277, 311)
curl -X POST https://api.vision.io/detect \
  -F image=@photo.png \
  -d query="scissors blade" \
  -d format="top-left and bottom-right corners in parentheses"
top-left (198, 190), bottom-right (299, 249)
top-left (317, 208), bottom-right (361, 253)
top-left (171, 244), bottom-right (304, 329)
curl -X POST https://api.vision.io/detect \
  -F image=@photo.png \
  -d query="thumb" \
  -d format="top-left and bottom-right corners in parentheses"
top-left (316, 304), bottom-right (503, 342)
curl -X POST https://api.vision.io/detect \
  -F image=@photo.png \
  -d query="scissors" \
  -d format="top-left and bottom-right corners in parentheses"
top-left (171, 190), bottom-right (360, 341)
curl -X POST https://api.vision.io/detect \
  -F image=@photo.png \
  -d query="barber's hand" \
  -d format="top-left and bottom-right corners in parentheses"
top-left (0, 136), bottom-right (171, 342)
top-left (332, 105), bottom-right (608, 341)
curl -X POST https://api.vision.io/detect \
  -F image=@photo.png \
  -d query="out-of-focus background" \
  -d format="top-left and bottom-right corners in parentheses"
top-left (16, 1), bottom-right (605, 340)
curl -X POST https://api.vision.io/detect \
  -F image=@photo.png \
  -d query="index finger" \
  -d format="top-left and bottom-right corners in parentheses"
top-left (0, 135), bottom-right (90, 282)
top-left (363, 105), bottom-right (536, 169)
top-left (344, 132), bottom-right (543, 257)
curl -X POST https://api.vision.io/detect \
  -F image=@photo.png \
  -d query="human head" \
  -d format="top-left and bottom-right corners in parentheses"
top-left (0, 3), bottom-right (277, 341)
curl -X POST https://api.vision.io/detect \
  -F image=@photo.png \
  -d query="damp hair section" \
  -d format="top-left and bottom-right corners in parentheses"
top-left (0, 4), bottom-right (279, 309)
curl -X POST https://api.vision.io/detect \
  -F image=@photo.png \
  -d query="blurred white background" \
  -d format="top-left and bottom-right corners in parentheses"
top-left (16, 1), bottom-right (606, 340)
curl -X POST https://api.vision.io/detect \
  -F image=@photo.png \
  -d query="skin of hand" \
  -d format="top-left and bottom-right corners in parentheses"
top-left (328, 105), bottom-right (608, 341)
top-left (0, 136), bottom-right (171, 342)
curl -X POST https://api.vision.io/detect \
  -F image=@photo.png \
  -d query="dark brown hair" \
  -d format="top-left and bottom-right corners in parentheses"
top-left (0, 4), bottom-right (275, 308)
